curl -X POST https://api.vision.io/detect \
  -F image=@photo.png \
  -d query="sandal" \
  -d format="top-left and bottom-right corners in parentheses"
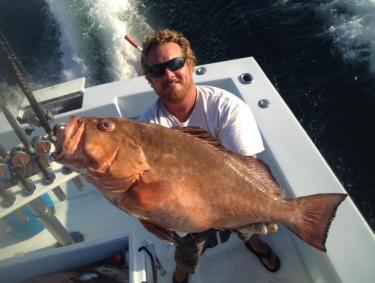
top-left (245, 241), bottom-right (281, 272)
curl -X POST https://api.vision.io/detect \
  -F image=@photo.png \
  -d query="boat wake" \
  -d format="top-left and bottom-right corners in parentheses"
top-left (318, 0), bottom-right (375, 73)
top-left (45, 0), bottom-right (152, 85)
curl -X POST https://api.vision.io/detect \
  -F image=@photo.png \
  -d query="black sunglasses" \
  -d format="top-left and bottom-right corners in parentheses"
top-left (148, 56), bottom-right (186, 78)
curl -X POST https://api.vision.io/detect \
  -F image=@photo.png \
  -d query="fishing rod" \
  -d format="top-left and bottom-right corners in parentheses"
top-left (1, 106), bottom-right (55, 184)
top-left (1, 105), bottom-right (70, 202)
top-left (0, 29), bottom-right (53, 136)
top-left (124, 34), bottom-right (143, 52)
top-left (0, 30), bottom-right (83, 245)
top-left (0, 143), bottom-right (36, 195)
top-left (0, 142), bottom-right (75, 246)
top-left (0, 160), bottom-right (16, 207)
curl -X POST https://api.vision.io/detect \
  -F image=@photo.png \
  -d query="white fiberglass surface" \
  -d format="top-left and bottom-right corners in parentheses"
top-left (1, 58), bottom-right (374, 283)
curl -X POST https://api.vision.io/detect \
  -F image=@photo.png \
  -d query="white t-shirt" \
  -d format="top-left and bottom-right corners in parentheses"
top-left (139, 85), bottom-right (264, 156)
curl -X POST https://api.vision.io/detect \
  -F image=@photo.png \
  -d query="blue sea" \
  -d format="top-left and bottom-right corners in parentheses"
top-left (0, 0), bottom-right (374, 230)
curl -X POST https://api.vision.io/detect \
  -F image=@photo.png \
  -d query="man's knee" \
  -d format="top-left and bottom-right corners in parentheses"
top-left (175, 240), bottom-right (206, 273)
top-left (174, 230), bottom-right (218, 273)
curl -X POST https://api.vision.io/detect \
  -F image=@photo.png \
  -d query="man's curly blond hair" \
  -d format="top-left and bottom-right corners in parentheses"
top-left (141, 29), bottom-right (196, 82)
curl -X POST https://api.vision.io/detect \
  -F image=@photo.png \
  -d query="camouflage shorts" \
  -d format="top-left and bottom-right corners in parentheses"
top-left (174, 227), bottom-right (254, 273)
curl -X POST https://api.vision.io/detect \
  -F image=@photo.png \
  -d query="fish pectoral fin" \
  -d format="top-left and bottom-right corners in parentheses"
top-left (131, 180), bottom-right (170, 211)
top-left (139, 219), bottom-right (176, 244)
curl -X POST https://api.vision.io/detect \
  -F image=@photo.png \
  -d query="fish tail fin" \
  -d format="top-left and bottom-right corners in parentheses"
top-left (284, 193), bottom-right (346, 251)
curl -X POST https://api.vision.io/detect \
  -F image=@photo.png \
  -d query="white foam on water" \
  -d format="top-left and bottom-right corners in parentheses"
top-left (44, 0), bottom-right (89, 82)
top-left (81, 0), bottom-right (152, 81)
top-left (45, 0), bottom-right (152, 85)
top-left (318, 0), bottom-right (375, 72)
top-left (0, 82), bottom-right (24, 107)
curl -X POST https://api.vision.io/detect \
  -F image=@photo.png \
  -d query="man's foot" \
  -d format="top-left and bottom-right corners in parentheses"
top-left (245, 235), bottom-right (280, 272)
top-left (173, 265), bottom-right (189, 283)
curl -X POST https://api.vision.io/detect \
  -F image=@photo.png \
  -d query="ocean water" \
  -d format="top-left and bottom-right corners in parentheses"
top-left (0, 0), bottom-right (374, 230)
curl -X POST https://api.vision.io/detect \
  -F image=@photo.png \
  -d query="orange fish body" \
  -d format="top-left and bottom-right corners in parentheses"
top-left (53, 116), bottom-right (346, 251)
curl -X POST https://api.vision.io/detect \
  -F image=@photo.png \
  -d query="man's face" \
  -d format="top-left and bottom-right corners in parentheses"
top-left (146, 42), bottom-right (194, 103)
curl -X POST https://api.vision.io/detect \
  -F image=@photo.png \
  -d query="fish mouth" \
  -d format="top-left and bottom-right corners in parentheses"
top-left (53, 116), bottom-right (86, 162)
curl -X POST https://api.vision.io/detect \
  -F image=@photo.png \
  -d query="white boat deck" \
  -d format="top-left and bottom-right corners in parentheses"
top-left (0, 57), bottom-right (374, 283)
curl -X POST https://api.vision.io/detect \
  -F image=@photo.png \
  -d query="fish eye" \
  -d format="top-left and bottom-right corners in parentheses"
top-left (98, 119), bottom-right (115, 132)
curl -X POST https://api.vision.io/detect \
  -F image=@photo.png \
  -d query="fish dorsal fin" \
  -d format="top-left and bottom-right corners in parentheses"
top-left (174, 127), bottom-right (283, 198)
top-left (236, 156), bottom-right (284, 198)
top-left (173, 127), bottom-right (223, 149)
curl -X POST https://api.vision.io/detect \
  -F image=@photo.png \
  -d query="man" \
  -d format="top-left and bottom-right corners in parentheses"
top-left (139, 29), bottom-right (280, 283)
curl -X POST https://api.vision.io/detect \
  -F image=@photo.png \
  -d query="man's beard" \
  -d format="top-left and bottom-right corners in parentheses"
top-left (160, 79), bottom-right (193, 103)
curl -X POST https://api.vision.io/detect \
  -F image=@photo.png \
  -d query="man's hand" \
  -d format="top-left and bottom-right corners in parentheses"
top-left (249, 223), bottom-right (278, 235)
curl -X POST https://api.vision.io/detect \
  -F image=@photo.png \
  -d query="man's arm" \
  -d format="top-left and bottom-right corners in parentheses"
top-left (218, 100), bottom-right (264, 156)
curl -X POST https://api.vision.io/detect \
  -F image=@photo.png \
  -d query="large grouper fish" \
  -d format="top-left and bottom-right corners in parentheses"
top-left (53, 116), bottom-right (346, 251)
